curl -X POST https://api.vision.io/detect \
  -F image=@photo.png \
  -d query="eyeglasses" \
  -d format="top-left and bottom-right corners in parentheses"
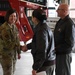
top-left (57, 8), bottom-right (64, 10)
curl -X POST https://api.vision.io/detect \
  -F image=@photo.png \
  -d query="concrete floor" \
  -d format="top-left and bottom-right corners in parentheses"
top-left (0, 52), bottom-right (75, 75)
top-left (0, 51), bottom-right (33, 75)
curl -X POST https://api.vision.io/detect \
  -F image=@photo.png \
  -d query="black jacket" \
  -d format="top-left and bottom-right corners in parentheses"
top-left (27, 22), bottom-right (55, 71)
top-left (54, 15), bottom-right (74, 54)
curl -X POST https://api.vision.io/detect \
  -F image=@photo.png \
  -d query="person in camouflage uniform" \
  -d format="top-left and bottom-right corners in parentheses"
top-left (0, 8), bottom-right (21, 75)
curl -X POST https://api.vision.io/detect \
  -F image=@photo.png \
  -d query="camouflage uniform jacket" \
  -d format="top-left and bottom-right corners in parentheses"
top-left (0, 22), bottom-right (21, 56)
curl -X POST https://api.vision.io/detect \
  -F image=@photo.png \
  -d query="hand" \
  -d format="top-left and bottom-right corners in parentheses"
top-left (21, 45), bottom-right (28, 52)
top-left (18, 54), bottom-right (21, 59)
top-left (32, 70), bottom-right (37, 75)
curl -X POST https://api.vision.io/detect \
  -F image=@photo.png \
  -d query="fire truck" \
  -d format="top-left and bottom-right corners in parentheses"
top-left (0, 0), bottom-right (47, 42)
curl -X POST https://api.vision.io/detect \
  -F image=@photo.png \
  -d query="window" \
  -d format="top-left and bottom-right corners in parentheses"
top-left (69, 0), bottom-right (75, 18)
top-left (47, 0), bottom-right (57, 17)
top-left (0, 0), bottom-right (11, 11)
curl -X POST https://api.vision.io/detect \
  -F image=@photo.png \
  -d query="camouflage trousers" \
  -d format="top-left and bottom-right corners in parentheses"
top-left (0, 55), bottom-right (16, 75)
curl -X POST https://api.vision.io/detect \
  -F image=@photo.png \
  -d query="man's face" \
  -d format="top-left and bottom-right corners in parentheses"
top-left (56, 6), bottom-right (64, 17)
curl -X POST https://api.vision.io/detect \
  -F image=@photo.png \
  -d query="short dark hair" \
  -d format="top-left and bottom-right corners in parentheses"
top-left (32, 8), bottom-right (47, 22)
top-left (5, 8), bottom-right (18, 22)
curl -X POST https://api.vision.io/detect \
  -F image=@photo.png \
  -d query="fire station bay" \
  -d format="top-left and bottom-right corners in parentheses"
top-left (0, 0), bottom-right (75, 75)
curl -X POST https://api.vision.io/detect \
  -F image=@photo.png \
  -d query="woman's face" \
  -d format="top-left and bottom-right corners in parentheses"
top-left (32, 16), bottom-right (39, 25)
top-left (8, 12), bottom-right (17, 24)
top-left (32, 16), bottom-right (35, 24)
